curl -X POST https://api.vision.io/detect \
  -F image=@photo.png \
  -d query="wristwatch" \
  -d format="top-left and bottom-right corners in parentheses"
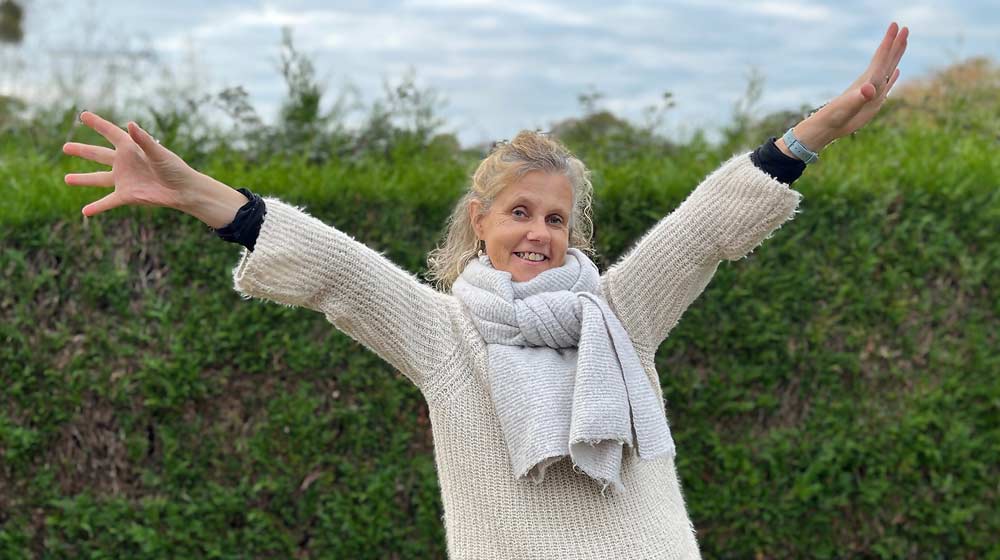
top-left (782, 126), bottom-right (819, 164)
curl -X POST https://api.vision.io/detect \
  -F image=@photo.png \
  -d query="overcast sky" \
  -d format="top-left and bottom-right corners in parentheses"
top-left (7, 0), bottom-right (997, 147)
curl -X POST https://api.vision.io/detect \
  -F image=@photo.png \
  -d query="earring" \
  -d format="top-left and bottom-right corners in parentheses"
top-left (477, 239), bottom-right (485, 257)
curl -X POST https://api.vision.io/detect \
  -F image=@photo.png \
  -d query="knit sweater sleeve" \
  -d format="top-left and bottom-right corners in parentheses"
top-left (599, 149), bottom-right (803, 352)
top-left (230, 196), bottom-right (457, 393)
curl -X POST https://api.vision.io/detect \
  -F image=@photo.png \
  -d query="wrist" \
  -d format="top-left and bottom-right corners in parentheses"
top-left (774, 136), bottom-right (797, 160)
top-left (776, 115), bottom-right (836, 161)
top-left (181, 173), bottom-right (250, 229)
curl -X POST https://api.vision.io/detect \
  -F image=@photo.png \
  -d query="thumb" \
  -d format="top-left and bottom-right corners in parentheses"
top-left (859, 82), bottom-right (877, 102)
top-left (82, 191), bottom-right (122, 217)
top-left (127, 122), bottom-right (166, 161)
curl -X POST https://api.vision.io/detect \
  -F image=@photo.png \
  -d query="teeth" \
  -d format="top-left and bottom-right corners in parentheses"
top-left (516, 252), bottom-right (546, 262)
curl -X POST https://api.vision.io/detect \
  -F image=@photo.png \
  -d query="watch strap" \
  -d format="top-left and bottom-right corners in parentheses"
top-left (782, 127), bottom-right (819, 164)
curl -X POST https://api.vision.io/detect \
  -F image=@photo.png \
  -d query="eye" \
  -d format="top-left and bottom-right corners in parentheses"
top-left (512, 206), bottom-right (565, 225)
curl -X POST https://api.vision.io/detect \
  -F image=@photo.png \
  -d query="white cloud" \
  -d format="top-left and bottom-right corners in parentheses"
top-left (11, 0), bottom-right (997, 148)
top-left (744, 1), bottom-right (836, 22)
top-left (405, 0), bottom-right (595, 27)
top-left (154, 5), bottom-right (347, 53)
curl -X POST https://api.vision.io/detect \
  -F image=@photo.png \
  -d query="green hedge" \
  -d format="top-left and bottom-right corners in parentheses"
top-left (1, 113), bottom-right (998, 558)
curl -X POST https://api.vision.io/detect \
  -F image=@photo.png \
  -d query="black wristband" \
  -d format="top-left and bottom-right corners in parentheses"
top-left (750, 136), bottom-right (807, 185)
top-left (213, 187), bottom-right (266, 252)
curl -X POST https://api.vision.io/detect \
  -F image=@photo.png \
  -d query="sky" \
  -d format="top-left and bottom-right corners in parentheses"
top-left (5, 0), bottom-right (997, 148)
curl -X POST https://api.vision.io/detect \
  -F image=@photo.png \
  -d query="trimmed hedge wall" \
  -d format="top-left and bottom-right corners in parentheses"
top-left (1, 118), bottom-right (998, 558)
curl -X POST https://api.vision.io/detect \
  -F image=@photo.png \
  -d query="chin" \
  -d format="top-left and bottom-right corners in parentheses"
top-left (514, 268), bottom-right (545, 282)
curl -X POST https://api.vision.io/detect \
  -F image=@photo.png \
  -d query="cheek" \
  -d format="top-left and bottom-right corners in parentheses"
top-left (486, 227), bottom-right (513, 255)
top-left (496, 222), bottom-right (524, 246)
top-left (545, 234), bottom-right (565, 261)
top-left (556, 231), bottom-right (569, 249)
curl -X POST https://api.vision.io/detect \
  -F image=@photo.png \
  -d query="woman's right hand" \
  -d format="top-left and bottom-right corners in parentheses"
top-left (64, 111), bottom-right (201, 217)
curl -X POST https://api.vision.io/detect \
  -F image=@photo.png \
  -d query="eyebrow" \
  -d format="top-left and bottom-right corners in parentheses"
top-left (509, 195), bottom-right (570, 216)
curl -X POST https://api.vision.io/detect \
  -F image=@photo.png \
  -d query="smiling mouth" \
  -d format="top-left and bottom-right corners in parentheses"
top-left (513, 252), bottom-right (548, 264)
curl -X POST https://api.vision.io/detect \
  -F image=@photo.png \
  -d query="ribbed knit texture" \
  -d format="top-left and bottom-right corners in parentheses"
top-left (231, 151), bottom-right (803, 559)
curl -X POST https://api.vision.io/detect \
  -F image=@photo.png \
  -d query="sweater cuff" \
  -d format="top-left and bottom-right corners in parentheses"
top-left (750, 136), bottom-right (807, 185)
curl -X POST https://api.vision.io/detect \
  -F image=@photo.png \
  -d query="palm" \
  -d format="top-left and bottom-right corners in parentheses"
top-left (821, 22), bottom-right (909, 140)
top-left (64, 112), bottom-right (196, 217)
top-left (835, 85), bottom-right (887, 136)
top-left (835, 70), bottom-right (900, 136)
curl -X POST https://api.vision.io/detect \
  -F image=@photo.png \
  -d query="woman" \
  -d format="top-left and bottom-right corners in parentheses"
top-left (63, 23), bottom-right (908, 559)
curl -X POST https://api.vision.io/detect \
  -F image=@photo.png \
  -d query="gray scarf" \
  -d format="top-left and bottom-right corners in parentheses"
top-left (452, 248), bottom-right (675, 495)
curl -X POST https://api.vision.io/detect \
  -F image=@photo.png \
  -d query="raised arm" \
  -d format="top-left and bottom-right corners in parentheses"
top-left (64, 111), bottom-right (458, 395)
top-left (599, 151), bottom-right (802, 352)
top-left (599, 21), bottom-right (909, 352)
top-left (222, 195), bottom-right (459, 394)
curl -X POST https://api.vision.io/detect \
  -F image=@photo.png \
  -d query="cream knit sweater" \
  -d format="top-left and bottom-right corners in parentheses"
top-left (231, 151), bottom-right (803, 559)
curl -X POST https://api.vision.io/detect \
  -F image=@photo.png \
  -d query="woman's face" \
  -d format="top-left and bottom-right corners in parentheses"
top-left (470, 171), bottom-right (573, 283)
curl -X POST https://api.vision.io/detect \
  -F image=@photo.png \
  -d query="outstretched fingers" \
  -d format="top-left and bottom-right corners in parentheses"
top-left (63, 142), bottom-right (115, 166)
top-left (885, 67), bottom-right (901, 97)
top-left (869, 22), bottom-right (898, 70)
top-left (127, 121), bottom-right (169, 163)
top-left (65, 171), bottom-right (114, 187)
top-left (79, 111), bottom-right (130, 148)
top-left (82, 192), bottom-right (122, 217)
top-left (886, 27), bottom-right (908, 76)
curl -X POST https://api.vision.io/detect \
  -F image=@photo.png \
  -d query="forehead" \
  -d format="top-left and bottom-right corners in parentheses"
top-left (497, 171), bottom-right (573, 210)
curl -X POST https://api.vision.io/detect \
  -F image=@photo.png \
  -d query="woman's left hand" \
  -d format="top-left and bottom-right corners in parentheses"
top-left (816, 22), bottom-right (909, 141)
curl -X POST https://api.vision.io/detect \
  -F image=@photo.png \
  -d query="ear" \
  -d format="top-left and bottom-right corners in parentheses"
top-left (469, 199), bottom-right (483, 238)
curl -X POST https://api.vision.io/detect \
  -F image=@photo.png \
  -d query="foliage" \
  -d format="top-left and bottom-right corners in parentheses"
top-left (549, 86), bottom-right (680, 165)
top-left (1, 48), bottom-right (998, 558)
top-left (0, 0), bottom-right (23, 44)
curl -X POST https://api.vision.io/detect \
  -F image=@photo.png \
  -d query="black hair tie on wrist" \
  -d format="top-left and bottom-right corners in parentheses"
top-left (214, 187), bottom-right (266, 252)
top-left (750, 137), bottom-right (806, 185)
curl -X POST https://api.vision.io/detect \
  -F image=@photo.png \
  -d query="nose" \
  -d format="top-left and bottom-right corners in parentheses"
top-left (525, 218), bottom-right (551, 243)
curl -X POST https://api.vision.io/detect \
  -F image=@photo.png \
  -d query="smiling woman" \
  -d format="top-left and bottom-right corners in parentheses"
top-left (461, 135), bottom-right (580, 283)
top-left (427, 131), bottom-right (596, 288)
top-left (62, 20), bottom-right (909, 559)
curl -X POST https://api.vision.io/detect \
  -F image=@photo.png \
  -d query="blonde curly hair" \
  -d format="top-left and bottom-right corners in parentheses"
top-left (425, 130), bottom-right (596, 292)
